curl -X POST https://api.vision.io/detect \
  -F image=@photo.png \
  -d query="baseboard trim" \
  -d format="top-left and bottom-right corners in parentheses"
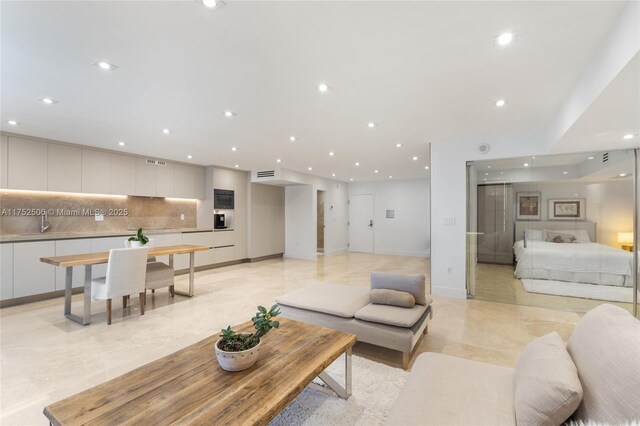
top-left (0, 287), bottom-right (84, 308)
top-left (431, 285), bottom-right (468, 299)
top-left (248, 253), bottom-right (284, 262)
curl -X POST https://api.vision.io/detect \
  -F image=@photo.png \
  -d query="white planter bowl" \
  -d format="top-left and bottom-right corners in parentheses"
top-left (215, 338), bottom-right (262, 372)
top-left (129, 241), bottom-right (143, 248)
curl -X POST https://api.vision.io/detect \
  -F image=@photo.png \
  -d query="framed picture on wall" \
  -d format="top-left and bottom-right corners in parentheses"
top-left (548, 199), bottom-right (586, 221)
top-left (516, 192), bottom-right (541, 220)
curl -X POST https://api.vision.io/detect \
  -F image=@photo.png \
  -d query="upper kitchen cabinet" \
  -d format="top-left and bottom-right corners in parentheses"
top-left (110, 153), bottom-right (136, 195)
top-left (82, 149), bottom-right (110, 194)
top-left (7, 137), bottom-right (48, 190)
top-left (0, 135), bottom-right (8, 188)
top-left (134, 157), bottom-right (157, 196)
top-left (48, 143), bottom-right (82, 193)
top-left (175, 164), bottom-right (205, 199)
top-left (156, 161), bottom-right (175, 197)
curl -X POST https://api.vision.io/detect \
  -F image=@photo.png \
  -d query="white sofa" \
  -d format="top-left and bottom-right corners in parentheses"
top-left (276, 272), bottom-right (432, 369)
top-left (386, 304), bottom-right (640, 425)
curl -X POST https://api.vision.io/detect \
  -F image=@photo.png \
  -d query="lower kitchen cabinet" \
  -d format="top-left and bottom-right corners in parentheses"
top-left (213, 246), bottom-right (236, 264)
top-left (90, 237), bottom-right (127, 278)
top-left (181, 232), bottom-right (215, 268)
top-left (148, 233), bottom-right (182, 266)
top-left (54, 239), bottom-right (91, 290)
top-left (1, 243), bottom-right (14, 300)
top-left (13, 241), bottom-right (55, 298)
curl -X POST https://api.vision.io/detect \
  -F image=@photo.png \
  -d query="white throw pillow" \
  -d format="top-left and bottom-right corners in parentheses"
top-left (515, 332), bottom-right (583, 426)
top-left (572, 229), bottom-right (591, 243)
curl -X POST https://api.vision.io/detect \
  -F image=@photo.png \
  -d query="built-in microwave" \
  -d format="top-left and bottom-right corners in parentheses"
top-left (214, 189), bottom-right (235, 210)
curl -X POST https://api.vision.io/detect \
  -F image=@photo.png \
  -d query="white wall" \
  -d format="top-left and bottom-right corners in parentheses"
top-left (249, 183), bottom-right (285, 259)
top-left (347, 178), bottom-right (430, 257)
top-left (285, 185), bottom-right (315, 259)
top-left (513, 180), bottom-right (633, 247)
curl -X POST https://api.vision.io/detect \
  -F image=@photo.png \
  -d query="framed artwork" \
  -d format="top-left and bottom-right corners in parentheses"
top-left (516, 192), bottom-right (541, 220)
top-left (548, 199), bottom-right (586, 221)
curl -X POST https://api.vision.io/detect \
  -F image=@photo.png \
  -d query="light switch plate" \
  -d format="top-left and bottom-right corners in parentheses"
top-left (442, 216), bottom-right (456, 226)
top-left (180, 213), bottom-right (185, 221)
top-left (95, 214), bottom-right (104, 222)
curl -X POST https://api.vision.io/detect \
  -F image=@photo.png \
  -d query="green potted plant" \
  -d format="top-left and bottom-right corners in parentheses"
top-left (215, 305), bottom-right (280, 372)
top-left (127, 228), bottom-right (149, 248)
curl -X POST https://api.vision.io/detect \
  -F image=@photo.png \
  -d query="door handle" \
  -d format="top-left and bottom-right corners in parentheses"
top-left (368, 220), bottom-right (373, 228)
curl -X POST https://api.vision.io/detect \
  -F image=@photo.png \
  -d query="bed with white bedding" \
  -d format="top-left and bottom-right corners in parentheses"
top-left (513, 239), bottom-right (633, 287)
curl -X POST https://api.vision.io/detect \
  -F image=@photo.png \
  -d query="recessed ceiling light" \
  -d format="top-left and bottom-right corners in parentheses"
top-left (118, 141), bottom-right (126, 146)
top-left (350, 178), bottom-right (354, 181)
top-left (485, 173), bottom-right (489, 176)
top-left (224, 111), bottom-right (235, 117)
top-left (495, 99), bottom-right (506, 107)
top-left (318, 83), bottom-right (329, 92)
top-left (388, 175), bottom-right (393, 179)
top-left (523, 163), bottom-right (529, 167)
top-left (329, 151), bottom-right (335, 156)
top-left (308, 167), bottom-right (313, 171)
top-left (500, 171), bottom-right (504, 174)
top-left (187, 155), bottom-right (193, 159)
top-left (355, 162), bottom-right (360, 166)
top-left (7, 120), bottom-right (18, 126)
top-left (374, 169), bottom-right (379, 174)
top-left (496, 32), bottom-right (514, 46)
top-left (289, 136), bottom-right (296, 142)
top-left (202, 0), bottom-right (218, 8)
top-left (276, 158), bottom-right (282, 163)
top-left (94, 60), bottom-right (117, 71)
top-left (231, 147), bottom-right (237, 152)
top-left (331, 173), bottom-right (336, 177)
top-left (425, 166), bottom-right (429, 170)
top-left (487, 165), bottom-right (492, 168)
top-left (563, 171), bottom-right (569, 175)
top-left (162, 128), bottom-right (171, 134)
top-left (234, 164), bottom-right (239, 168)
top-left (39, 97), bottom-right (57, 104)
top-left (587, 156), bottom-right (595, 160)
top-left (619, 173), bottom-right (627, 177)
top-left (368, 122), bottom-right (376, 128)
top-left (395, 143), bottom-right (403, 148)
top-left (623, 134), bottom-right (634, 140)
top-left (412, 156), bottom-right (418, 161)
top-left (484, 178), bottom-right (487, 181)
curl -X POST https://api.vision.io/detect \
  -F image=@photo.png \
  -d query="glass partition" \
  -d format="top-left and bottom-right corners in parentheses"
top-left (467, 149), bottom-right (636, 315)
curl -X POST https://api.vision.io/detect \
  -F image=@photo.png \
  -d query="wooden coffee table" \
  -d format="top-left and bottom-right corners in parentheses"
top-left (43, 318), bottom-right (356, 425)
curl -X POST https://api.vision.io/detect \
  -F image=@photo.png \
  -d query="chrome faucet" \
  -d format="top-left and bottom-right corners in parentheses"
top-left (40, 212), bottom-right (50, 233)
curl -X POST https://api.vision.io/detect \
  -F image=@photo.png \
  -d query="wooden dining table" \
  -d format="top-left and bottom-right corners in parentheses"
top-left (40, 244), bottom-right (211, 325)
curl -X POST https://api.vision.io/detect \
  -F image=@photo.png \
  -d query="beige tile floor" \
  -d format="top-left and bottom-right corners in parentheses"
top-left (473, 262), bottom-right (634, 314)
top-left (1, 253), bottom-right (588, 425)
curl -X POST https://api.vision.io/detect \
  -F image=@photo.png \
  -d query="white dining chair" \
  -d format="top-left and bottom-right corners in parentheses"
top-left (91, 247), bottom-right (149, 325)
top-left (123, 238), bottom-right (175, 300)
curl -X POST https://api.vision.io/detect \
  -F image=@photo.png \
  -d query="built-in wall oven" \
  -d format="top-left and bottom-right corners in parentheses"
top-left (214, 189), bottom-right (234, 210)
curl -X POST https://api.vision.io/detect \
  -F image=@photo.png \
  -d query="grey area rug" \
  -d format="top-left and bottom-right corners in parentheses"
top-left (269, 355), bottom-right (408, 426)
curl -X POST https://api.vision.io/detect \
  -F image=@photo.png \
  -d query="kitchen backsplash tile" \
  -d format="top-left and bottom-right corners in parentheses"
top-left (0, 191), bottom-right (197, 235)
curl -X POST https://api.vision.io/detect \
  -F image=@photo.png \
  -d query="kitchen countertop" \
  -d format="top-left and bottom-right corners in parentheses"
top-left (0, 228), bottom-right (213, 243)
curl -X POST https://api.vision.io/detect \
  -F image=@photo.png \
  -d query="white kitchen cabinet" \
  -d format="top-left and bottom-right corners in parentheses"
top-left (193, 166), bottom-right (205, 199)
top-left (1, 135), bottom-right (8, 189)
top-left (54, 239), bottom-right (91, 291)
top-left (213, 246), bottom-right (236, 264)
top-left (48, 143), bottom-right (82, 193)
top-left (90, 236), bottom-right (127, 278)
top-left (148, 232), bottom-right (182, 266)
top-left (82, 149), bottom-right (110, 194)
top-left (174, 164), bottom-right (193, 199)
top-left (7, 137), bottom-right (48, 191)
top-left (135, 157), bottom-right (157, 196)
top-left (110, 154), bottom-right (136, 195)
top-left (156, 162), bottom-right (175, 197)
top-left (1, 243), bottom-right (13, 300)
top-left (213, 230), bottom-right (235, 247)
top-left (182, 232), bottom-right (215, 267)
top-left (13, 241), bottom-right (55, 298)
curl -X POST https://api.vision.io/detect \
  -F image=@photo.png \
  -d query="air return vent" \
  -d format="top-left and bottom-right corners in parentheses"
top-left (145, 159), bottom-right (167, 166)
top-left (602, 152), bottom-right (609, 163)
top-left (256, 170), bottom-right (276, 178)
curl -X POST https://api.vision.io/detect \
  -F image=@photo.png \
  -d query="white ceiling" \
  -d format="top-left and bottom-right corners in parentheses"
top-left (0, 1), bottom-right (627, 182)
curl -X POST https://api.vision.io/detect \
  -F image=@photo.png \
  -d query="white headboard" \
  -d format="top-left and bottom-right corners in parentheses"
top-left (515, 221), bottom-right (597, 243)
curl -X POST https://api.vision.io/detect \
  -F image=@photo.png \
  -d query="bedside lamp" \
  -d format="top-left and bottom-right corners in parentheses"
top-left (618, 232), bottom-right (633, 252)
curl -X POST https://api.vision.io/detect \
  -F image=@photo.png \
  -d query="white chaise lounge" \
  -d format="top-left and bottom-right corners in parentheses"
top-left (276, 272), bottom-right (432, 369)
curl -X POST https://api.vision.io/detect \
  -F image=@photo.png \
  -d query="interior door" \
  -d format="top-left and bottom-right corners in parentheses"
top-left (349, 194), bottom-right (374, 253)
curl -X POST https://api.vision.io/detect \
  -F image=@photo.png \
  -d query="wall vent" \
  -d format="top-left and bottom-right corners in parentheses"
top-left (256, 170), bottom-right (276, 178)
top-left (145, 159), bottom-right (167, 166)
top-left (602, 152), bottom-right (609, 163)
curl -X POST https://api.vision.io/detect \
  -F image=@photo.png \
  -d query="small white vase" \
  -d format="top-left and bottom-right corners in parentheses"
top-left (129, 241), bottom-right (143, 248)
top-left (215, 339), bottom-right (262, 372)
